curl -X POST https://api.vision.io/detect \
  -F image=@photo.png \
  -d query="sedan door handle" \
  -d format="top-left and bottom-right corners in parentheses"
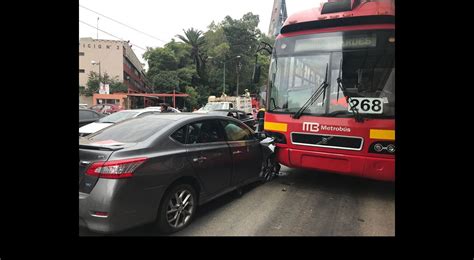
top-left (232, 150), bottom-right (243, 155)
top-left (192, 156), bottom-right (207, 162)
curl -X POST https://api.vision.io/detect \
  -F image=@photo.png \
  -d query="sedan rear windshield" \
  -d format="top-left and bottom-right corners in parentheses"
top-left (87, 117), bottom-right (173, 143)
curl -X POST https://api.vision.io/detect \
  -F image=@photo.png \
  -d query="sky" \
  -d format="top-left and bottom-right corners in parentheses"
top-left (79, 0), bottom-right (323, 70)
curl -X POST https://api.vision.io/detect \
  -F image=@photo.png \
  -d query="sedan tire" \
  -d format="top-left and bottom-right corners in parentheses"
top-left (261, 154), bottom-right (281, 183)
top-left (156, 183), bottom-right (197, 234)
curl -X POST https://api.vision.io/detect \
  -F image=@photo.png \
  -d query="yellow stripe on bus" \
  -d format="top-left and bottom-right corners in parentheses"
top-left (264, 122), bottom-right (288, 132)
top-left (370, 129), bottom-right (395, 140)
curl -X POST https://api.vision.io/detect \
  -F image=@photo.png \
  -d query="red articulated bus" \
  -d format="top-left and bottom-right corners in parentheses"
top-left (264, 0), bottom-right (395, 181)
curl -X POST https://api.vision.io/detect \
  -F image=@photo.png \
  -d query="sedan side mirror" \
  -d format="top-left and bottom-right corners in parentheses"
top-left (254, 132), bottom-right (266, 140)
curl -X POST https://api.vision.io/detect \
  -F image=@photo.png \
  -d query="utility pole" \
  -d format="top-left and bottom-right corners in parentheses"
top-left (236, 60), bottom-right (242, 96)
top-left (223, 62), bottom-right (226, 95)
top-left (222, 55), bottom-right (241, 96)
top-left (97, 17), bottom-right (99, 39)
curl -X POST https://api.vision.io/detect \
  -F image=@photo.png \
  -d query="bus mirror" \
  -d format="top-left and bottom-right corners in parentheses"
top-left (253, 64), bottom-right (261, 84)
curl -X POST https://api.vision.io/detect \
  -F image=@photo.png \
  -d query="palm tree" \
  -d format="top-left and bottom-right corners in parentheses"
top-left (177, 28), bottom-right (206, 81)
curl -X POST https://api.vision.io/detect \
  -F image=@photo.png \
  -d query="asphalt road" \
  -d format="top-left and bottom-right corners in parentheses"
top-left (79, 166), bottom-right (395, 236)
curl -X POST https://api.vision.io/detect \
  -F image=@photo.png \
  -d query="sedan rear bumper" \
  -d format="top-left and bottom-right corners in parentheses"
top-left (79, 179), bottom-right (166, 234)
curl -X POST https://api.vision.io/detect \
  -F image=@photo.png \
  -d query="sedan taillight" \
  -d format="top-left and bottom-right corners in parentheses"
top-left (85, 158), bottom-right (147, 179)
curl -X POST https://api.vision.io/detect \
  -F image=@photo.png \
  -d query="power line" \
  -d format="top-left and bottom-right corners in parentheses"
top-left (79, 4), bottom-right (167, 44)
top-left (79, 20), bottom-right (146, 51)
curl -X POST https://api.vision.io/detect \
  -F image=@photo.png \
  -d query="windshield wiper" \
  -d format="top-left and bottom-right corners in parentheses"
top-left (336, 60), bottom-right (364, 123)
top-left (269, 55), bottom-right (281, 110)
top-left (292, 64), bottom-right (329, 119)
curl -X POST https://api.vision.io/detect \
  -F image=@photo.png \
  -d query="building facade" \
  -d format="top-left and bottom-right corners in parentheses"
top-left (268, 0), bottom-right (288, 37)
top-left (79, 38), bottom-right (150, 94)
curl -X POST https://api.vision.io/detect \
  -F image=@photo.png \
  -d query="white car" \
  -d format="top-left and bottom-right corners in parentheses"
top-left (79, 109), bottom-right (161, 137)
top-left (144, 106), bottom-right (181, 113)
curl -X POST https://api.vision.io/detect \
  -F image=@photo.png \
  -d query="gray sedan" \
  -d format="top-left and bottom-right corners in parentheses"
top-left (79, 113), bottom-right (265, 234)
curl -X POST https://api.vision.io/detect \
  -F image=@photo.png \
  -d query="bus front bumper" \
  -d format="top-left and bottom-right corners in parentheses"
top-left (276, 147), bottom-right (394, 182)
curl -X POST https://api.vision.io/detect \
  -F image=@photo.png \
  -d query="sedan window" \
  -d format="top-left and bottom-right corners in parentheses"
top-left (220, 120), bottom-right (253, 141)
top-left (186, 120), bottom-right (225, 144)
top-left (171, 126), bottom-right (187, 144)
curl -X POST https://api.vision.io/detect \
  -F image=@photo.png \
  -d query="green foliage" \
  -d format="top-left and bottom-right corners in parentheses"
top-left (184, 86), bottom-right (199, 110)
top-left (145, 47), bottom-right (178, 71)
top-left (151, 71), bottom-right (179, 93)
top-left (79, 85), bottom-right (86, 95)
top-left (176, 28), bottom-right (206, 82)
top-left (109, 82), bottom-right (128, 94)
top-left (196, 85), bottom-right (210, 106)
top-left (143, 12), bottom-right (274, 107)
top-left (165, 39), bottom-right (193, 68)
top-left (83, 71), bottom-right (128, 96)
top-left (83, 71), bottom-right (117, 96)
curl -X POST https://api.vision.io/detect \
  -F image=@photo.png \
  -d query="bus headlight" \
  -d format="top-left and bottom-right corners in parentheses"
top-left (374, 143), bottom-right (383, 152)
top-left (387, 144), bottom-right (395, 153)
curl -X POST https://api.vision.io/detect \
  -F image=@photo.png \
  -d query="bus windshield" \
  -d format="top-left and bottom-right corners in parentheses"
top-left (268, 29), bottom-right (395, 118)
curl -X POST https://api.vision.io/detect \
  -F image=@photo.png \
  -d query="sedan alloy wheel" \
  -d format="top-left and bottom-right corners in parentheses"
top-left (166, 188), bottom-right (194, 228)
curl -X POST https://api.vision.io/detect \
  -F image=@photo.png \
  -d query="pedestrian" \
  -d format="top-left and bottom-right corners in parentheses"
top-left (160, 103), bottom-right (172, 113)
top-left (256, 107), bottom-right (266, 132)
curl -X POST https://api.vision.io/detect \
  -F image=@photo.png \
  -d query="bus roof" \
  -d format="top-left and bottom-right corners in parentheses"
top-left (280, 0), bottom-right (395, 35)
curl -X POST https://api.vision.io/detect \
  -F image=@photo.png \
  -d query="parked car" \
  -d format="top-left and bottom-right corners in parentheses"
top-left (79, 108), bottom-right (105, 128)
top-left (144, 106), bottom-right (181, 113)
top-left (79, 104), bottom-right (88, 109)
top-left (79, 109), bottom-right (161, 137)
top-left (90, 104), bottom-right (123, 115)
top-left (79, 113), bottom-right (266, 234)
top-left (208, 109), bottom-right (256, 130)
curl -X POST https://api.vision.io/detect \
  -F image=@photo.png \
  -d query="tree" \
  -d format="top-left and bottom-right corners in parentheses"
top-left (143, 12), bottom-right (271, 101)
top-left (83, 71), bottom-right (126, 96)
top-left (184, 86), bottom-right (199, 110)
top-left (196, 85), bottom-right (210, 107)
top-left (206, 13), bottom-right (262, 95)
top-left (151, 71), bottom-right (179, 93)
top-left (84, 71), bottom-right (112, 96)
top-left (165, 39), bottom-right (193, 68)
top-left (79, 85), bottom-right (86, 95)
top-left (176, 28), bottom-right (206, 82)
top-left (145, 47), bottom-right (179, 72)
top-left (109, 82), bottom-right (128, 94)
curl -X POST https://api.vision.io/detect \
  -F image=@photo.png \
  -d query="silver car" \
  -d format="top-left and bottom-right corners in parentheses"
top-left (79, 113), bottom-right (265, 234)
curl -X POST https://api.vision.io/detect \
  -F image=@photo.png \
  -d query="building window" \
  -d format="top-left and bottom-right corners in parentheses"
top-left (79, 52), bottom-right (85, 56)
top-left (79, 69), bottom-right (85, 73)
top-left (124, 72), bottom-right (131, 81)
top-left (124, 59), bottom-right (132, 70)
